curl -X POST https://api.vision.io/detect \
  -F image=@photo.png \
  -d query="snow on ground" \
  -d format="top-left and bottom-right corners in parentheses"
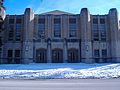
top-left (0, 63), bottom-right (120, 79)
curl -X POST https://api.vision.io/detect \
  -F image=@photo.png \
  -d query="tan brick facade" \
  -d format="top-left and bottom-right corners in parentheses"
top-left (1, 8), bottom-right (120, 64)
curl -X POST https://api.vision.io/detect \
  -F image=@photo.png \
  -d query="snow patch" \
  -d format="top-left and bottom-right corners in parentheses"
top-left (0, 63), bottom-right (120, 79)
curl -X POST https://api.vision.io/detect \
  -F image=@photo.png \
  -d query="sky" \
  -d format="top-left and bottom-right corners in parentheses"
top-left (4, 0), bottom-right (120, 18)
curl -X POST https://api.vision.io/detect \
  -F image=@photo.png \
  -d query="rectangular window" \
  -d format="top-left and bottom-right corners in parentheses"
top-left (16, 24), bottom-right (22, 30)
top-left (92, 24), bottom-right (98, 30)
top-left (38, 18), bottom-right (45, 24)
top-left (93, 18), bottom-right (98, 24)
top-left (38, 24), bottom-right (45, 38)
top-left (15, 50), bottom-right (20, 57)
top-left (8, 50), bottom-right (13, 57)
top-left (54, 18), bottom-right (61, 37)
top-left (8, 24), bottom-right (14, 41)
top-left (0, 22), bottom-right (3, 30)
top-left (69, 18), bottom-right (77, 37)
top-left (102, 49), bottom-right (107, 57)
top-left (9, 19), bottom-right (14, 24)
top-left (16, 18), bottom-right (22, 24)
top-left (69, 18), bottom-right (76, 24)
top-left (100, 18), bottom-right (105, 24)
top-left (99, 25), bottom-right (105, 30)
top-left (94, 49), bottom-right (100, 57)
top-left (54, 18), bottom-right (61, 24)
top-left (15, 24), bottom-right (22, 41)
top-left (93, 30), bottom-right (99, 41)
top-left (101, 31), bottom-right (106, 41)
top-left (0, 37), bottom-right (2, 46)
top-left (8, 30), bottom-right (14, 41)
top-left (15, 32), bottom-right (21, 41)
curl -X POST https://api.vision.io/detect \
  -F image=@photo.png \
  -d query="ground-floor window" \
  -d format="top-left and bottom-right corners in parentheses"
top-left (52, 49), bottom-right (63, 63)
top-left (68, 49), bottom-right (78, 63)
top-left (7, 50), bottom-right (13, 64)
top-left (102, 49), bottom-right (107, 63)
top-left (14, 50), bottom-right (21, 64)
top-left (36, 49), bottom-right (47, 63)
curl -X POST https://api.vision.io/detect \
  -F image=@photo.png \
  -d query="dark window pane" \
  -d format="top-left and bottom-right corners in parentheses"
top-left (8, 31), bottom-right (14, 41)
top-left (100, 18), bottom-right (105, 24)
top-left (8, 50), bottom-right (13, 57)
top-left (15, 50), bottom-right (20, 57)
top-left (102, 49), bottom-right (107, 57)
top-left (54, 24), bottom-right (61, 37)
top-left (69, 18), bottom-right (76, 24)
top-left (16, 18), bottom-right (22, 24)
top-left (101, 31), bottom-right (106, 41)
top-left (38, 18), bottom-right (45, 24)
top-left (94, 49), bottom-right (100, 57)
top-left (9, 19), bottom-right (14, 24)
top-left (93, 30), bottom-right (99, 41)
top-left (54, 18), bottom-right (61, 24)
top-left (93, 18), bottom-right (98, 24)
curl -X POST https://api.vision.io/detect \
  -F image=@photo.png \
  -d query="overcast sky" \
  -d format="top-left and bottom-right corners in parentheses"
top-left (4, 0), bottom-right (120, 18)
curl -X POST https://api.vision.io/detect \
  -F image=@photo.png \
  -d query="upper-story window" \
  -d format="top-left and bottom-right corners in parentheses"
top-left (92, 21), bottom-right (99, 41)
top-left (99, 24), bottom-right (106, 41)
top-left (69, 18), bottom-right (77, 37)
top-left (38, 18), bottom-right (45, 24)
top-left (16, 24), bottom-right (22, 30)
top-left (15, 24), bottom-right (22, 41)
top-left (8, 24), bottom-right (14, 41)
top-left (38, 18), bottom-right (45, 38)
top-left (16, 18), bottom-right (22, 24)
top-left (9, 19), bottom-right (14, 24)
top-left (93, 18), bottom-right (98, 24)
top-left (100, 18), bottom-right (105, 24)
top-left (94, 49), bottom-right (100, 58)
top-left (54, 18), bottom-right (61, 37)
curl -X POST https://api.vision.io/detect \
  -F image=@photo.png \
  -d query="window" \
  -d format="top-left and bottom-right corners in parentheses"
top-left (15, 50), bottom-right (21, 64)
top-left (8, 25), bottom-right (14, 41)
top-left (0, 22), bottom-right (3, 29)
top-left (38, 24), bottom-right (45, 38)
top-left (15, 24), bottom-right (22, 41)
top-left (16, 32), bottom-right (21, 41)
top-left (69, 18), bottom-right (77, 37)
top-left (102, 49), bottom-right (107, 57)
top-left (52, 49), bottom-right (63, 63)
top-left (68, 49), bottom-right (78, 63)
top-left (38, 18), bottom-right (45, 24)
top-left (0, 37), bottom-right (2, 46)
top-left (36, 49), bottom-right (47, 63)
top-left (54, 18), bottom-right (61, 24)
top-left (69, 18), bottom-right (76, 24)
top-left (8, 50), bottom-right (13, 57)
top-left (9, 19), bottom-right (14, 24)
top-left (93, 30), bottom-right (99, 41)
top-left (15, 50), bottom-right (20, 57)
top-left (93, 18), bottom-right (98, 24)
top-left (8, 30), bottom-right (14, 41)
top-left (16, 24), bottom-right (22, 30)
top-left (99, 25), bottom-right (105, 30)
top-left (92, 24), bottom-right (98, 30)
top-left (16, 18), bottom-right (22, 24)
top-left (54, 18), bottom-right (61, 37)
top-left (101, 31), bottom-right (106, 41)
top-left (7, 50), bottom-right (13, 64)
top-left (94, 49), bottom-right (100, 57)
top-left (54, 24), bottom-right (61, 37)
top-left (100, 18), bottom-right (105, 24)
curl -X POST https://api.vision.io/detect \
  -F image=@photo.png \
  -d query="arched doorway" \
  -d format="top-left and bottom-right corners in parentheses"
top-left (68, 48), bottom-right (78, 63)
top-left (52, 49), bottom-right (63, 63)
top-left (36, 48), bottom-right (47, 63)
